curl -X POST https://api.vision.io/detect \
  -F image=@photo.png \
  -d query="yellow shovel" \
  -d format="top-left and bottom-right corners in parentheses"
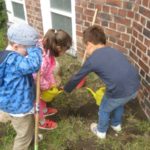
top-left (86, 87), bottom-right (106, 106)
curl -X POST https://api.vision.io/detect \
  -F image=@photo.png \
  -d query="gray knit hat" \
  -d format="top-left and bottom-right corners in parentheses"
top-left (7, 22), bottom-right (39, 46)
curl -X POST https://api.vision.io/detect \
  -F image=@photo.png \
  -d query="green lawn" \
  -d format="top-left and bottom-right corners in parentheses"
top-left (0, 29), bottom-right (150, 150)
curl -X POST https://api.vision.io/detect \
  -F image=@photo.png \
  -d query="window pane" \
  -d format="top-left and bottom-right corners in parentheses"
top-left (50, 0), bottom-right (71, 12)
top-left (12, 2), bottom-right (25, 20)
top-left (51, 13), bottom-right (72, 36)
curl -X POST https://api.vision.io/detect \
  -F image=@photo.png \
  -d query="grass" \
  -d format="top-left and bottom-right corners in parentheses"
top-left (0, 29), bottom-right (150, 150)
top-left (0, 27), bottom-right (7, 50)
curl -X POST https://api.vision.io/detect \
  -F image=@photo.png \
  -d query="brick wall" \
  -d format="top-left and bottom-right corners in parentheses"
top-left (25, 0), bottom-right (43, 35)
top-left (76, 0), bottom-right (150, 119)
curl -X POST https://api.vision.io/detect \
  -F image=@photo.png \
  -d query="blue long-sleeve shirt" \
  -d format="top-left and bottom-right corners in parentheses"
top-left (64, 47), bottom-right (140, 98)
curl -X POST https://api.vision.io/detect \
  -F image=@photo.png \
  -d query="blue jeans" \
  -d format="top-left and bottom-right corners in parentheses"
top-left (97, 92), bottom-right (137, 132)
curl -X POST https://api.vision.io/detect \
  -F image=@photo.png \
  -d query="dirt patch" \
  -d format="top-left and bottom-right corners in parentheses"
top-left (125, 99), bottom-right (147, 120)
top-left (65, 138), bottom-right (115, 150)
top-left (49, 102), bottom-right (98, 124)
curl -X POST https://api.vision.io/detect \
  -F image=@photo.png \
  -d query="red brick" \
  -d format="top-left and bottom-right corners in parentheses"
top-left (135, 40), bottom-right (147, 53)
top-left (76, 25), bottom-right (82, 32)
top-left (142, 54), bottom-right (149, 64)
top-left (142, 0), bottom-right (149, 7)
top-left (117, 24), bottom-right (126, 32)
top-left (76, 31), bottom-right (82, 37)
top-left (95, 4), bottom-right (102, 11)
top-left (76, 13), bottom-right (81, 19)
top-left (84, 9), bottom-right (95, 17)
top-left (132, 45), bottom-right (137, 53)
top-left (111, 7), bottom-right (118, 14)
top-left (87, 2), bottom-right (95, 9)
top-left (109, 22), bottom-right (116, 29)
top-left (75, 0), bottom-right (81, 6)
top-left (135, 13), bottom-right (140, 22)
top-left (123, 2), bottom-right (133, 10)
top-left (80, 1), bottom-right (87, 7)
top-left (127, 27), bottom-right (132, 34)
top-left (137, 49), bottom-right (142, 57)
top-left (129, 51), bottom-right (138, 62)
top-left (127, 11), bottom-right (134, 18)
top-left (105, 28), bottom-right (121, 38)
top-left (144, 38), bottom-right (150, 47)
top-left (76, 18), bottom-right (82, 24)
top-left (147, 21), bottom-right (150, 29)
top-left (140, 69), bottom-right (145, 78)
top-left (146, 75), bottom-right (150, 84)
top-left (121, 34), bottom-right (130, 41)
top-left (139, 6), bottom-right (150, 18)
top-left (139, 59), bottom-right (149, 73)
top-left (133, 29), bottom-right (138, 38)
top-left (109, 36), bottom-right (116, 43)
top-left (101, 21), bottom-right (108, 27)
top-left (114, 16), bottom-right (131, 26)
top-left (93, 0), bottom-right (105, 4)
top-left (106, 0), bottom-right (122, 7)
top-left (131, 37), bottom-right (135, 44)
top-left (76, 6), bottom-right (83, 13)
top-left (99, 13), bottom-right (112, 21)
top-left (143, 28), bottom-right (150, 39)
top-left (118, 9), bottom-right (127, 17)
top-left (87, 16), bottom-right (93, 22)
top-left (84, 21), bottom-right (90, 27)
top-left (125, 42), bottom-right (131, 49)
top-left (138, 33), bottom-right (144, 42)
top-left (148, 49), bottom-right (150, 57)
top-left (133, 21), bottom-right (143, 32)
top-left (103, 5), bottom-right (110, 13)
top-left (117, 40), bottom-right (124, 46)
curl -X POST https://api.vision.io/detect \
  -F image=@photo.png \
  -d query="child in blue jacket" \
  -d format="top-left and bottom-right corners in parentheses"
top-left (64, 25), bottom-right (140, 139)
top-left (0, 23), bottom-right (42, 150)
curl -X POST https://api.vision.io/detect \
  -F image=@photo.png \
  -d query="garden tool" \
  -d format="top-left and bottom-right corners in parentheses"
top-left (41, 87), bottom-right (63, 102)
top-left (76, 9), bottom-right (98, 89)
top-left (86, 87), bottom-right (106, 106)
top-left (34, 71), bottom-right (40, 150)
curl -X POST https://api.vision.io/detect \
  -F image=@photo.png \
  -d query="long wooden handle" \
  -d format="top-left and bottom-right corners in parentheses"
top-left (92, 9), bottom-right (98, 25)
top-left (81, 9), bottom-right (98, 65)
top-left (34, 71), bottom-right (40, 150)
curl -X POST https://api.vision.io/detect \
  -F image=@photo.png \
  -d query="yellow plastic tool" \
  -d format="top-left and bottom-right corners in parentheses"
top-left (41, 87), bottom-right (62, 102)
top-left (86, 87), bottom-right (106, 106)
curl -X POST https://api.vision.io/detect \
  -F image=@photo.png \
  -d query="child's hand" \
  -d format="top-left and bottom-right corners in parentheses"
top-left (58, 86), bottom-right (64, 91)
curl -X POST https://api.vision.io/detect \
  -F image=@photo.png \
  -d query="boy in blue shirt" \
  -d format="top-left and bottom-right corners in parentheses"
top-left (0, 23), bottom-right (42, 150)
top-left (64, 25), bottom-right (140, 139)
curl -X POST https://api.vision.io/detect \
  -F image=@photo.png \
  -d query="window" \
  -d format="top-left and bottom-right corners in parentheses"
top-left (12, 1), bottom-right (25, 20)
top-left (40, 0), bottom-right (76, 56)
top-left (5, 0), bottom-right (27, 24)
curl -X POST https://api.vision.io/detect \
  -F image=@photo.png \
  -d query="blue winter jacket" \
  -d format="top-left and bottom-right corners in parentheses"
top-left (0, 47), bottom-right (42, 114)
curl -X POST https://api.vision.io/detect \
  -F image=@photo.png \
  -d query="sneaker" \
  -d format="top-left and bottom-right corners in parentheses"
top-left (38, 134), bottom-right (43, 141)
top-left (44, 107), bottom-right (58, 117)
top-left (90, 123), bottom-right (106, 139)
top-left (39, 119), bottom-right (57, 130)
top-left (111, 124), bottom-right (122, 132)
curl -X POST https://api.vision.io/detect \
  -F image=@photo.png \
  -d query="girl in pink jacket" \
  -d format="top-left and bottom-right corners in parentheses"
top-left (35, 29), bottom-right (72, 130)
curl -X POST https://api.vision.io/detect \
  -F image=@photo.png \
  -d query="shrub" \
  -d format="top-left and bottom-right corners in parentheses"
top-left (0, 0), bottom-right (7, 28)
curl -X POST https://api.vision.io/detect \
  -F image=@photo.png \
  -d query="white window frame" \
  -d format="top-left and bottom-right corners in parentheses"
top-left (40, 0), bottom-right (77, 56)
top-left (5, 0), bottom-right (27, 24)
